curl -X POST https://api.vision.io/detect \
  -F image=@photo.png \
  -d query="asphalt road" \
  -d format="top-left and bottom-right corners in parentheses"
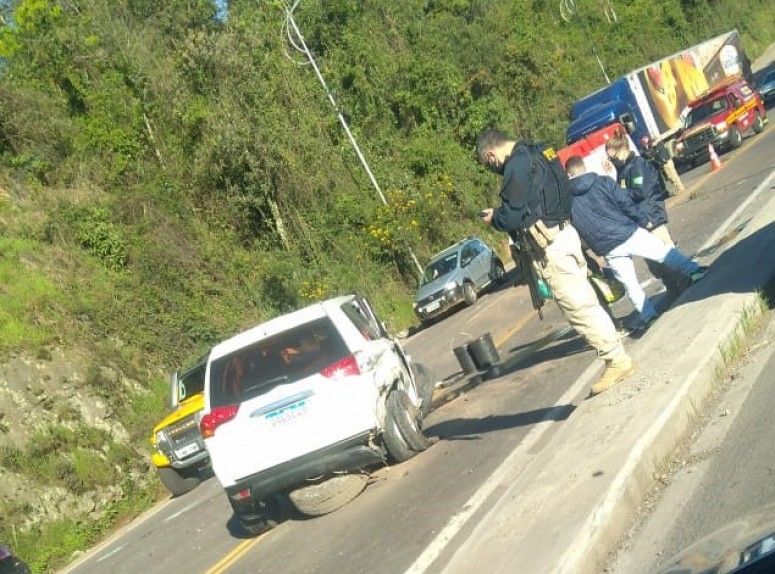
top-left (611, 303), bottom-right (775, 574)
top-left (61, 121), bottom-right (775, 574)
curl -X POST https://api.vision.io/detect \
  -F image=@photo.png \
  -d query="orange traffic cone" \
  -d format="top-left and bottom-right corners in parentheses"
top-left (709, 143), bottom-right (723, 172)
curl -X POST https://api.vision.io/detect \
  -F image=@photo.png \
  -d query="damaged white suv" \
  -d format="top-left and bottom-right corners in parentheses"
top-left (200, 295), bottom-right (435, 535)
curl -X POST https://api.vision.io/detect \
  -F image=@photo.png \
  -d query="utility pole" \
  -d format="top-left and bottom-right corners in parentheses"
top-left (282, 1), bottom-right (424, 276)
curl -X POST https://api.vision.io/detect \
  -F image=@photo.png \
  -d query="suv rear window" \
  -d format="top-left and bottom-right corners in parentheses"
top-left (208, 317), bottom-right (350, 408)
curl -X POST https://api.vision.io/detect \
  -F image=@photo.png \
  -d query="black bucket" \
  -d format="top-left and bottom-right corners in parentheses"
top-left (468, 333), bottom-right (500, 371)
top-left (453, 345), bottom-right (478, 374)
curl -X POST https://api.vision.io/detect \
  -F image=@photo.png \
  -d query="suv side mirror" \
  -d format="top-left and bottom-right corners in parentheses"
top-left (169, 372), bottom-right (181, 409)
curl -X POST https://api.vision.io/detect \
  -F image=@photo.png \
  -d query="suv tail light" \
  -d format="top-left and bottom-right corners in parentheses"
top-left (200, 404), bottom-right (239, 439)
top-left (321, 355), bottom-right (360, 379)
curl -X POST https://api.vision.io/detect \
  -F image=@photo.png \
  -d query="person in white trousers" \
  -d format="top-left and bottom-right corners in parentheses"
top-left (565, 156), bottom-right (707, 329)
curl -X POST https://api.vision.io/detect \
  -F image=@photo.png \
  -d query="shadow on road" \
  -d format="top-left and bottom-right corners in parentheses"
top-left (226, 513), bottom-right (256, 540)
top-left (506, 326), bottom-right (575, 354)
top-left (425, 404), bottom-right (576, 441)
top-left (676, 221), bottom-right (775, 309)
top-left (488, 330), bottom-right (590, 382)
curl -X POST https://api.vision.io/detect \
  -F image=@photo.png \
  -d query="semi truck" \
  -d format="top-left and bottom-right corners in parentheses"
top-left (560, 30), bottom-right (752, 172)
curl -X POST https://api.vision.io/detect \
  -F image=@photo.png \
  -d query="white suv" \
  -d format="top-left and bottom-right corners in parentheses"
top-left (200, 295), bottom-right (435, 535)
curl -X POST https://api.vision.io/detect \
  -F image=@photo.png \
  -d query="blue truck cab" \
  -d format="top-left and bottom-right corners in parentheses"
top-left (566, 78), bottom-right (648, 145)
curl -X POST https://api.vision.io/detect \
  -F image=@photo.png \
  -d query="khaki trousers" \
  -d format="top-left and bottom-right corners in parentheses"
top-left (540, 225), bottom-right (626, 362)
top-left (662, 159), bottom-right (685, 195)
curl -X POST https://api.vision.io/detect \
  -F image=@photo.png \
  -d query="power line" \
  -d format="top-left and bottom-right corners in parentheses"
top-left (280, 1), bottom-right (424, 276)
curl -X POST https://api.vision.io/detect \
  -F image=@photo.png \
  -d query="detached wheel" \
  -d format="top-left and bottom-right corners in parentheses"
top-left (728, 126), bottom-right (742, 148)
top-left (489, 258), bottom-right (506, 284)
top-left (157, 466), bottom-right (201, 497)
top-left (289, 474), bottom-right (368, 517)
top-left (462, 281), bottom-right (477, 306)
top-left (752, 112), bottom-right (765, 134)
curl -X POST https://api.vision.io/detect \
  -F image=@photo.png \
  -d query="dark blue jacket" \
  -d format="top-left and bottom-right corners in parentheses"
top-left (492, 143), bottom-right (571, 234)
top-left (614, 152), bottom-right (668, 227)
top-left (570, 172), bottom-right (649, 256)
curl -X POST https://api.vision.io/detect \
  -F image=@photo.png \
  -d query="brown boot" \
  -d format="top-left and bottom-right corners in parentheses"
top-left (591, 355), bottom-right (635, 396)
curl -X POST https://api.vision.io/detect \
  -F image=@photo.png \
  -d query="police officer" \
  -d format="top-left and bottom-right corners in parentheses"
top-left (476, 129), bottom-right (634, 396)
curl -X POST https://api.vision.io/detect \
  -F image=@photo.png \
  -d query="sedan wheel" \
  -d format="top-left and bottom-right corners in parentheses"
top-left (462, 282), bottom-right (477, 306)
top-left (728, 126), bottom-right (743, 148)
top-left (490, 258), bottom-right (505, 284)
top-left (752, 112), bottom-right (765, 134)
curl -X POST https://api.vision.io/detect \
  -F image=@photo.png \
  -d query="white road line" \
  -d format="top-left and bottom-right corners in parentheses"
top-left (164, 497), bottom-right (208, 522)
top-left (95, 544), bottom-right (125, 563)
top-left (404, 165), bottom-right (775, 574)
top-left (404, 358), bottom-right (603, 574)
top-left (696, 166), bottom-right (775, 254)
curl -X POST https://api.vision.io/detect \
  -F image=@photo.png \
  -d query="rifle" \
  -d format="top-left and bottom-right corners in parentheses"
top-left (513, 229), bottom-right (546, 320)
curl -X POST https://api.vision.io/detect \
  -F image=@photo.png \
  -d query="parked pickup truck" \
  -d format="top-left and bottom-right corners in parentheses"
top-left (673, 78), bottom-right (767, 169)
top-left (149, 357), bottom-right (211, 496)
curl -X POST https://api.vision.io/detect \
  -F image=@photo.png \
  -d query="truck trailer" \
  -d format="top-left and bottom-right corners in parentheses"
top-left (565, 30), bottom-right (751, 151)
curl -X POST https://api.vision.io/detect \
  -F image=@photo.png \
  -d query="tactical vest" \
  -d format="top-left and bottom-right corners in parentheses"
top-left (519, 142), bottom-right (573, 228)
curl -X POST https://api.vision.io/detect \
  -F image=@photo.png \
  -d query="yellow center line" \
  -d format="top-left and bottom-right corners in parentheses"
top-left (204, 536), bottom-right (263, 574)
top-left (493, 307), bottom-right (535, 349)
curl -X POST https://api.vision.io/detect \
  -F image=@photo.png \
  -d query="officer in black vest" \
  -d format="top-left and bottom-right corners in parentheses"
top-left (476, 129), bottom-right (634, 395)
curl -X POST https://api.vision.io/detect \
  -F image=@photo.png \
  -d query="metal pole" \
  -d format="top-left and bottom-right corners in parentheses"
top-left (286, 12), bottom-right (424, 275)
top-left (593, 48), bottom-right (611, 84)
top-left (559, 0), bottom-right (611, 84)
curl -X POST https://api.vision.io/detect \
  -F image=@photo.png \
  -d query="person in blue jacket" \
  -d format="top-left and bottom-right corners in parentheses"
top-left (606, 130), bottom-right (687, 298)
top-left (565, 155), bottom-right (706, 329)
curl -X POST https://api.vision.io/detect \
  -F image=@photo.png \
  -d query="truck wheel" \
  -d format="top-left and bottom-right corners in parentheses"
top-left (411, 362), bottom-right (436, 417)
top-left (387, 389), bottom-right (433, 452)
top-left (728, 126), bottom-right (742, 148)
top-left (158, 466), bottom-right (201, 497)
top-left (752, 112), bottom-right (764, 134)
top-left (237, 496), bottom-right (282, 536)
top-left (289, 474), bottom-right (368, 517)
top-left (462, 281), bottom-right (477, 306)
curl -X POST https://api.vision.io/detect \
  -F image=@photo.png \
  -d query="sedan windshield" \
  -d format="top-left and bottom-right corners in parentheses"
top-left (685, 97), bottom-right (728, 128)
top-left (421, 253), bottom-right (458, 286)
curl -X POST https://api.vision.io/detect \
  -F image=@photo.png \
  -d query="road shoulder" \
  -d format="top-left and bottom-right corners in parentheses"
top-left (438, 168), bottom-right (775, 574)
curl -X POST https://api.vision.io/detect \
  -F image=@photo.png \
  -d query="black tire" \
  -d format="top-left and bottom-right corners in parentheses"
top-left (288, 474), bottom-right (368, 517)
top-left (411, 362), bottom-right (436, 416)
top-left (728, 126), bottom-right (742, 148)
top-left (387, 389), bottom-right (433, 452)
top-left (158, 466), bottom-right (201, 497)
top-left (462, 281), bottom-right (477, 306)
top-left (383, 407), bottom-right (416, 463)
top-left (489, 258), bottom-right (506, 284)
top-left (753, 112), bottom-right (765, 134)
top-left (237, 496), bottom-right (282, 536)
